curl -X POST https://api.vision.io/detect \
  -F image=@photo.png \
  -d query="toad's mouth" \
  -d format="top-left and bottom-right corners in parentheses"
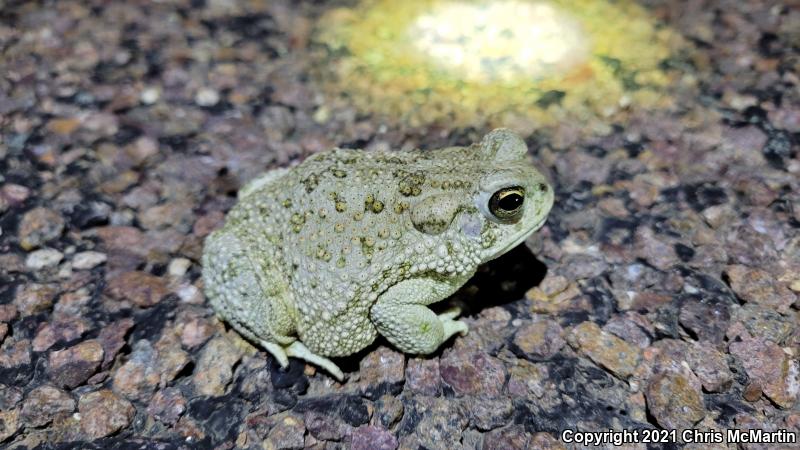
top-left (482, 214), bottom-right (549, 262)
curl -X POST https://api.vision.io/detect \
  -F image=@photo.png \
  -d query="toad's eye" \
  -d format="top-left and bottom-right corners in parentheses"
top-left (488, 186), bottom-right (525, 223)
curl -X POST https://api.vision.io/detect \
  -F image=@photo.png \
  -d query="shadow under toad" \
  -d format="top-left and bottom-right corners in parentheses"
top-left (334, 244), bottom-right (548, 379)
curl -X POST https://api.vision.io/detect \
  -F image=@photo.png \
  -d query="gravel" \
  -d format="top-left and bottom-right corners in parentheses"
top-left (0, 0), bottom-right (797, 447)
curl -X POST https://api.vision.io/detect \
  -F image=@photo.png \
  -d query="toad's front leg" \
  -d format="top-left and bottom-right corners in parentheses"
top-left (369, 278), bottom-right (469, 354)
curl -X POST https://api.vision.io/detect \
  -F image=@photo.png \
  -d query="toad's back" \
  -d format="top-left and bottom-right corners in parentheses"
top-left (212, 147), bottom-right (485, 356)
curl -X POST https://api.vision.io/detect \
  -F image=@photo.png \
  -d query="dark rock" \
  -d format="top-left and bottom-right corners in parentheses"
top-left (295, 394), bottom-right (369, 427)
top-left (186, 395), bottom-right (246, 445)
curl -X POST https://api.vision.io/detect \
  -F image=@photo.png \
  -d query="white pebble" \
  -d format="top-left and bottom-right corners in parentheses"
top-left (195, 88), bottom-right (220, 107)
top-left (72, 251), bottom-right (107, 270)
top-left (168, 257), bottom-right (192, 278)
top-left (26, 248), bottom-right (64, 270)
top-left (140, 87), bottom-right (160, 105)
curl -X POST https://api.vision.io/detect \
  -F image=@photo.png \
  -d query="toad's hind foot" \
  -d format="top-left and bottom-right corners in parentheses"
top-left (260, 339), bottom-right (344, 381)
top-left (260, 340), bottom-right (290, 368)
top-left (285, 341), bottom-right (345, 382)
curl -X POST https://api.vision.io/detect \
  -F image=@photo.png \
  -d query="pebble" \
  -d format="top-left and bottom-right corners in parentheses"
top-left (20, 385), bottom-right (75, 427)
top-left (528, 432), bottom-right (567, 450)
top-left (351, 425), bottom-right (397, 450)
top-left (398, 397), bottom-right (466, 450)
top-left (439, 347), bottom-right (507, 398)
top-left (0, 408), bottom-right (20, 441)
top-left (0, 338), bottom-right (31, 369)
top-left (678, 299), bottom-right (730, 346)
top-left (374, 394), bottom-right (404, 428)
top-left (634, 227), bottom-right (678, 271)
top-left (512, 319), bottom-right (565, 360)
top-left (0, 304), bottom-right (17, 322)
top-left (685, 341), bottom-right (733, 393)
top-left (195, 88), bottom-right (220, 107)
top-left (730, 337), bottom-right (798, 408)
top-left (147, 387), bottom-right (187, 425)
top-left (18, 207), bottom-right (65, 250)
top-left (113, 334), bottom-right (189, 401)
top-left (481, 424), bottom-right (533, 450)
top-left (48, 339), bottom-right (104, 388)
top-left (303, 410), bottom-right (351, 441)
top-left (179, 317), bottom-right (216, 349)
top-left (726, 265), bottom-right (796, 314)
top-left (645, 368), bottom-right (707, 429)
top-left (507, 359), bottom-right (551, 399)
top-left (567, 321), bottom-right (641, 378)
top-left (603, 313), bottom-right (652, 348)
top-left (72, 251), bottom-right (107, 270)
top-left (105, 271), bottom-right (169, 307)
top-left (32, 317), bottom-right (90, 352)
top-left (405, 357), bottom-right (441, 396)
top-left (736, 303), bottom-right (794, 345)
top-left (13, 283), bottom-right (57, 317)
top-left (140, 87), bottom-right (160, 104)
top-left (97, 318), bottom-right (135, 369)
top-left (193, 335), bottom-right (246, 396)
top-left (357, 346), bottom-right (405, 397)
top-left (78, 389), bottom-right (135, 439)
top-left (262, 413), bottom-right (306, 450)
top-left (0, 183), bottom-right (30, 213)
top-left (467, 396), bottom-right (513, 431)
top-left (168, 257), bottom-right (192, 278)
top-left (25, 248), bottom-right (64, 270)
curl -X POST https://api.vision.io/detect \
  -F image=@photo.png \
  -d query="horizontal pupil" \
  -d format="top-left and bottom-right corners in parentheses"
top-left (499, 194), bottom-right (522, 210)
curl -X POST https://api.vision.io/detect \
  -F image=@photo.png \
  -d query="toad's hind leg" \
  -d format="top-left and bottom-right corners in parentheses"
top-left (203, 229), bottom-right (345, 381)
top-left (202, 230), bottom-right (297, 357)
